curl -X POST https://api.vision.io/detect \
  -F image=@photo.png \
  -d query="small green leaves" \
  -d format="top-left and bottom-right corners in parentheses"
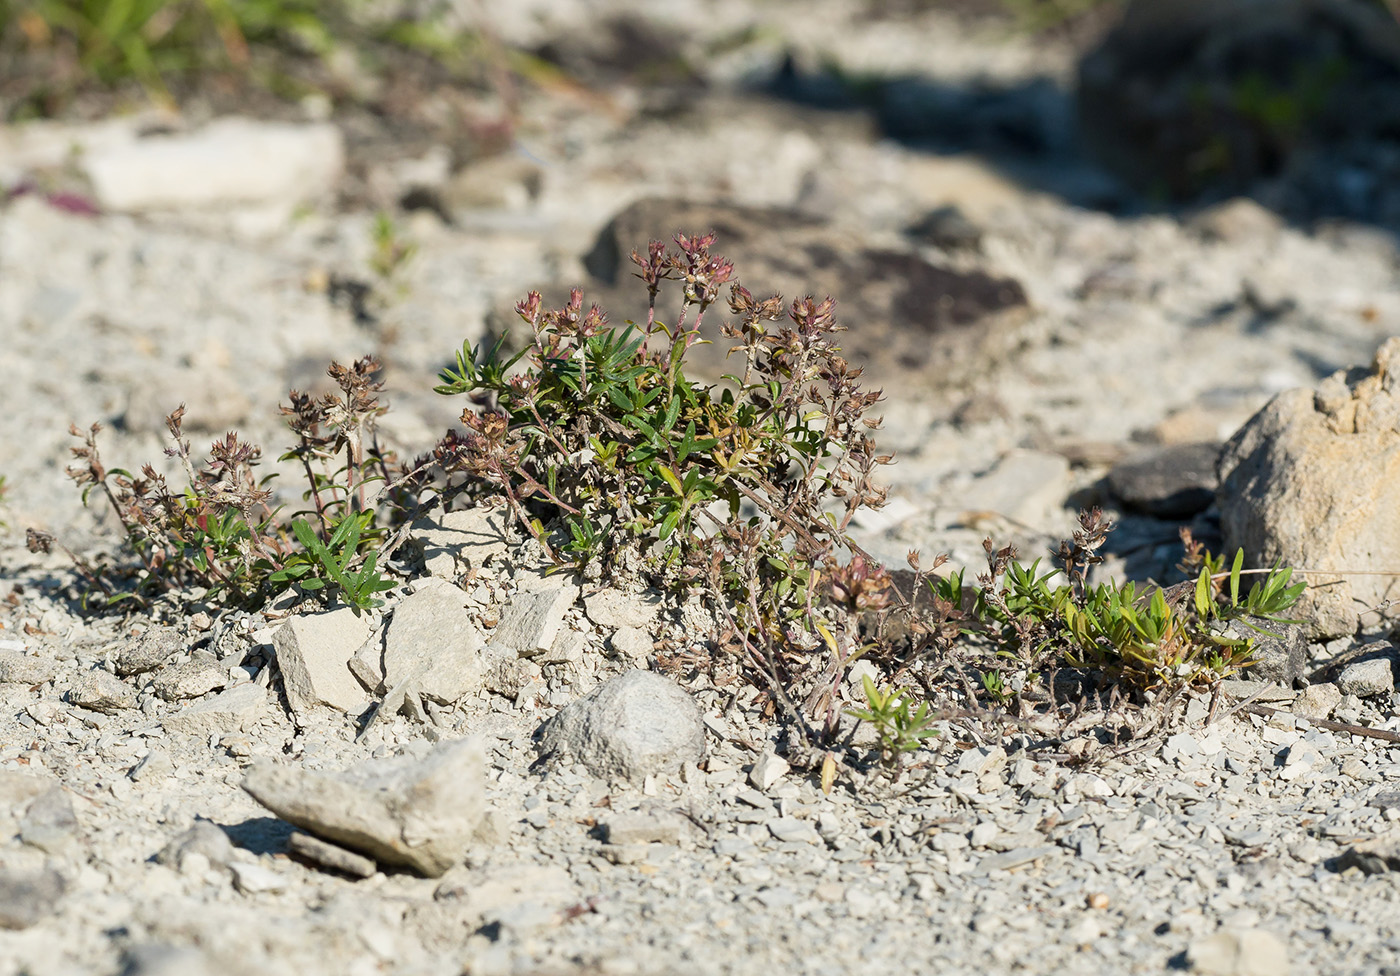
top-left (270, 514), bottom-right (394, 615)
top-left (846, 676), bottom-right (940, 764)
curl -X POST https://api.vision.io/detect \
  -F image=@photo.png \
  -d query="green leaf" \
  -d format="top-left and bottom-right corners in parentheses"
top-left (1230, 548), bottom-right (1244, 607)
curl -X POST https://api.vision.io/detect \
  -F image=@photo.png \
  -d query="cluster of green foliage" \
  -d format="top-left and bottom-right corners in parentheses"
top-left (57, 356), bottom-right (394, 614)
top-left (46, 228), bottom-right (1308, 783)
top-left (427, 233), bottom-right (891, 644)
top-left (0, 0), bottom-right (504, 117)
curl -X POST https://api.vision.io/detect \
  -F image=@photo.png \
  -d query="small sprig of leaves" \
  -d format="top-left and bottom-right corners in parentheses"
top-left (269, 513), bottom-right (395, 614)
top-left (846, 675), bottom-right (941, 771)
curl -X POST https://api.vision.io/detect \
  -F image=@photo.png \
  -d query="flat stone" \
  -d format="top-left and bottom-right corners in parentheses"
top-left (68, 669), bottom-right (135, 713)
top-left (151, 659), bottom-right (228, 702)
top-left (130, 749), bottom-right (173, 783)
top-left (81, 117), bottom-right (343, 212)
top-left (583, 588), bottom-right (664, 629)
top-left (274, 608), bottom-right (372, 716)
top-left (481, 643), bottom-right (543, 698)
top-left (434, 863), bottom-right (575, 923)
top-left (287, 831), bottom-right (378, 878)
top-left (0, 864), bottom-right (65, 930)
top-left (411, 506), bottom-right (511, 579)
top-left (383, 579), bottom-right (487, 703)
top-left (0, 649), bottom-right (55, 684)
top-left (1219, 679), bottom-right (1295, 703)
top-left (163, 682), bottom-right (269, 736)
top-left (971, 846), bottom-right (1059, 875)
top-left (602, 810), bottom-right (689, 846)
top-left (241, 736), bottom-right (487, 877)
top-left (1337, 658), bottom-right (1395, 698)
top-left (537, 670), bottom-right (705, 782)
top-left (1107, 441), bottom-right (1220, 519)
top-left (494, 574), bottom-right (580, 656)
top-left (115, 629), bottom-right (185, 676)
top-left (348, 628), bottom-right (386, 694)
top-left (230, 861), bottom-right (288, 895)
top-left (1186, 928), bottom-right (1289, 976)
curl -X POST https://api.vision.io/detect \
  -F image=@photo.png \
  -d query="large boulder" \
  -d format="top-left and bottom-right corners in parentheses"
top-left (576, 198), bottom-right (1029, 387)
top-left (1078, 0), bottom-right (1400, 208)
top-left (1217, 337), bottom-right (1400, 638)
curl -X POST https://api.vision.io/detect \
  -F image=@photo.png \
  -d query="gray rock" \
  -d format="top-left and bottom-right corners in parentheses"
top-left (582, 197), bottom-right (1029, 386)
top-left (1106, 442), bottom-right (1220, 519)
top-left (287, 831), bottom-right (378, 879)
top-left (155, 820), bottom-right (236, 871)
top-left (0, 649), bottom-right (55, 685)
top-left (0, 864), bottom-right (65, 930)
top-left (537, 670), bottom-right (705, 781)
top-left (19, 786), bottom-right (78, 854)
top-left (151, 659), bottom-right (227, 702)
top-left (904, 204), bottom-right (983, 251)
top-left (410, 506), bottom-right (511, 579)
top-left (1337, 657), bottom-right (1395, 697)
top-left (81, 117), bottom-right (343, 212)
top-left (115, 629), bottom-right (185, 676)
top-left (274, 608), bottom-right (373, 716)
top-left (1186, 927), bottom-right (1290, 976)
top-left (163, 682), bottom-right (269, 736)
top-left (481, 644), bottom-right (542, 699)
top-left (494, 573), bottom-right (580, 657)
top-left (229, 861), bottom-right (288, 895)
top-left (68, 669), bottom-right (135, 713)
top-left (241, 736), bottom-right (487, 877)
top-left (383, 579), bottom-right (487, 704)
top-left (1218, 339), bottom-right (1400, 638)
top-left (583, 587), bottom-right (664, 630)
top-left (1230, 616), bottom-right (1308, 688)
top-left (601, 810), bottom-right (689, 846)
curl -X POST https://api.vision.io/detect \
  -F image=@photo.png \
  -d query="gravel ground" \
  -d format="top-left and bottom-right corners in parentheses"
top-left (4, 3), bottom-right (1400, 975)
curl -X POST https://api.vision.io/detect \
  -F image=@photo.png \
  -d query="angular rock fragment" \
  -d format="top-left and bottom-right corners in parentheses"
top-left (1219, 338), bottom-right (1400, 637)
top-left (68, 669), bottom-right (135, 713)
top-left (1228, 616), bottom-right (1307, 688)
top-left (0, 649), bottom-right (55, 685)
top-left (583, 588), bottom-right (664, 630)
top-left (156, 820), bottom-right (236, 872)
top-left (151, 659), bottom-right (228, 702)
top-left (537, 670), bottom-right (705, 781)
top-left (287, 831), bottom-right (377, 879)
top-left (494, 573), bottom-right (580, 657)
top-left (163, 683), bottom-right (269, 736)
top-left (242, 736), bottom-right (487, 877)
top-left (81, 117), bottom-right (344, 212)
top-left (382, 579), bottom-right (487, 703)
top-left (1186, 927), bottom-right (1289, 976)
top-left (274, 608), bottom-right (372, 716)
top-left (1106, 442), bottom-right (1220, 519)
top-left (609, 626), bottom-right (653, 662)
top-left (1337, 657), bottom-right (1395, 698)
top-left (1292, 683), bottom-right (1341, 722)
top-left (601, 810), bottom-right (689, 846)
top-left (18, 786), bottom-right (78, 854)
top-left (115, 629), bottom-right (185, 676)
top-left (410, 506), bottom-right (511, 579)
